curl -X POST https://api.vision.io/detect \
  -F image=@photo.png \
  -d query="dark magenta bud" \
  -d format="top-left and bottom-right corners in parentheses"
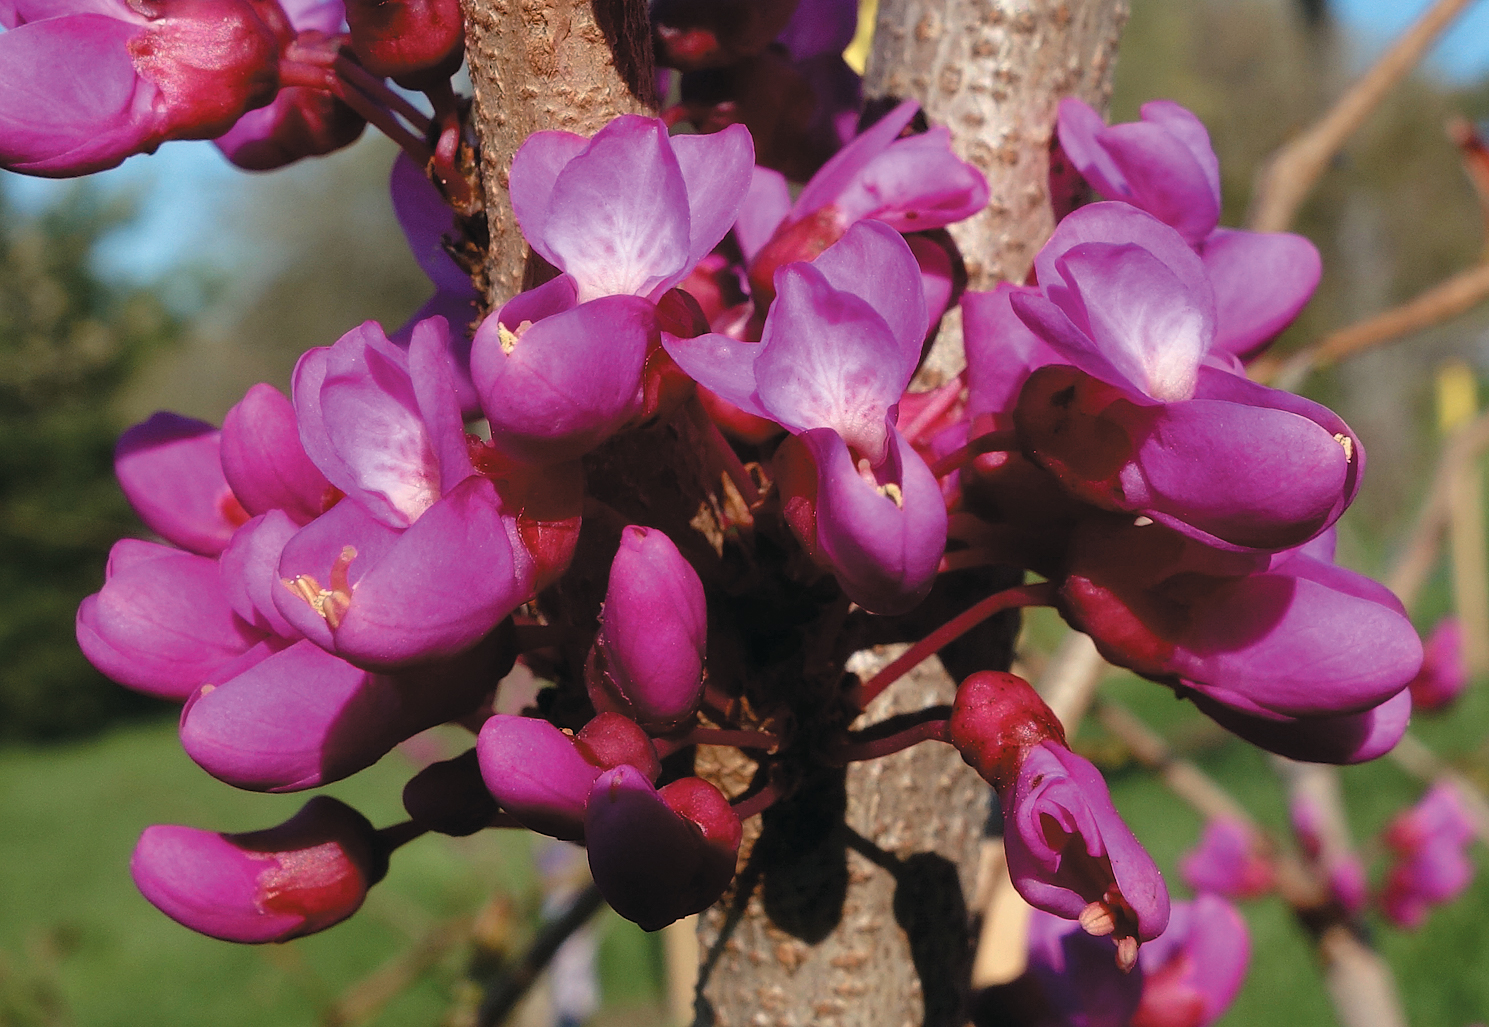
top-left (345, 0), bottom-right (464, 87)
top-left (575, 712), bottom-right (662, 783)
top-left (948, 671), bottom-right (1067, 793)
top-left (585, 767), bottom-right (741, 930)
top-left (403, 748), bottom-right (501, 836)
top-left (586, 526), bottom-right (707, 731)
top-left (131, 796), bottom-right (384, 943)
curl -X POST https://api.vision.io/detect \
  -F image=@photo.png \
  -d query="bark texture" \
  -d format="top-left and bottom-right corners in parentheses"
top-left (695, 652), bottom-right (991, 1027)
top-left (864, 0), bottom-right (1128, 293)
top-left (459, 0), bottom-right (655, 308)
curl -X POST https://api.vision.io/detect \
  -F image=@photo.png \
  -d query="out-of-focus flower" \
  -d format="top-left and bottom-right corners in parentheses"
top-left (1408, 616), bottom-right (1470, 712)
top-left (1380, 783), bottom-right (1477, 929)
top-left (1178, 819), bottom-right (1274, 900)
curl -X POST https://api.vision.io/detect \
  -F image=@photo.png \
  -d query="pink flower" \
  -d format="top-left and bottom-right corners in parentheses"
top-left (131, 796), bottom-right (384, 943)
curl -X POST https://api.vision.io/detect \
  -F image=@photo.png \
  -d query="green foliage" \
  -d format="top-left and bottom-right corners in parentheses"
top-left (0, 187), bottom-right (180, 741)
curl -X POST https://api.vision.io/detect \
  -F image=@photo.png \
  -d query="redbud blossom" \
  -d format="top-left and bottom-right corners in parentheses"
top-left (587, 526), bottom-right (707, 730)
top-left (131, 796), bottom-right (384, 943)
top-left (585, 767), bottom-right (741, 931)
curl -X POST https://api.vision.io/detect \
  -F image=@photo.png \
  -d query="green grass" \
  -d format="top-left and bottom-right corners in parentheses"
top-left (0, 719), bottom-right (664, 1027)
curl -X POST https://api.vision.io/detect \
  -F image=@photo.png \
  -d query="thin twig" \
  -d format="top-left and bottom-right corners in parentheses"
top-left (1032, 629), bottom-right (1106, 734)
top-left (1258, 261), bottom-right (1489, 390)
top-left (1247, 0), bottom-right (1478, 233)
top-left (1384, 406), bottom-right (1489, 609)
top-left (475, 885), bottom-right (606, 1027)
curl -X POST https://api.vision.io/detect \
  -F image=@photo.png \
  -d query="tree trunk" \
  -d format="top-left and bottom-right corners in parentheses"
top-left (459, 0), bottom-right (656, 308)
top-left (869, 0), bottom-right (1128, 389)
top-left (693, 5), bottom-right (1127, 1025)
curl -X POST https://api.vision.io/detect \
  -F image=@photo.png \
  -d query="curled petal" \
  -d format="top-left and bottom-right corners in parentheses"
top-left (77, 541), bottom-right (262, 700)
top-left (476, 714), bottom-right (602, 841)
top-left (1003, 741), bottom-right (1169, 947)
top-left (221, 383), bottom-right (336, 525)
top-left (473, 295), bottom-right (654, 464)
top-left (116, 412), bottom-right (244, 556)
top-left (800, 425), bottom-right (948, 615)
top-left (1201, 228), bottom-right (1321, 360)
top-left (181, 636), bottom-right (503, 791)
top-left (585, 766), bottom-right (740, 931)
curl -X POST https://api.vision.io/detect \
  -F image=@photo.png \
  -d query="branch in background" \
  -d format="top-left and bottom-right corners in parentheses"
top-left (1384, 406), bottom-right (1489, 610)
top-left (1247, 0), bottom-right (1477, 233)
top-left (475, 884), bottom-right (606, 1027)
top-left (1257, 261), bottom-right (1489, 391)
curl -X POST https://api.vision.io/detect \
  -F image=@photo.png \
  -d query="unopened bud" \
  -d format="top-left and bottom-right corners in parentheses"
top-left (345, 0), bottom-right (464, 88)
top-left (947, 671), bottom-right (1066, 792)
top-left (131, 796), bottom-right (384, 943)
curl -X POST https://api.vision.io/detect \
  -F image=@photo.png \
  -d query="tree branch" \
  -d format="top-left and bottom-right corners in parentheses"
top-left (1247, 0), bottom-right (1478, 234)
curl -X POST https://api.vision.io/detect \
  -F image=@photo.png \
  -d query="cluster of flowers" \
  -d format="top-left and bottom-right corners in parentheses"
top-left (0, 0), bottom-right (462, 175)
top-left (32, 0), bottom-right (1433, 1003)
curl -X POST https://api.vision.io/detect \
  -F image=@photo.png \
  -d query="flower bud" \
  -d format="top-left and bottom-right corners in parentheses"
top-left (131, 796), bottom-right (384, 943)
top-left (585, 767), bottom-right (741, 930)
top-left (403, 748), bottom-right (500, 836)
top-left (345, 0), bottom-right (464, 88)
top-left (587, 526), bottom-right (707, 731)
top-left (948, 671), bottom-right (1066, 792)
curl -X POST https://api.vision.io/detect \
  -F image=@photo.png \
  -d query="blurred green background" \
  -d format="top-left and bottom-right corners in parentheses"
top-left (3, 0), bottom-right (1489, 1023)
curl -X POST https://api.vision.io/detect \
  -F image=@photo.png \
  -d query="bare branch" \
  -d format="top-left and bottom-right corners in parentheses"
top-left (1247, 0), bottom-right (1478, 233)
top-left (1257, 261), bottom-right (1489, 391)
top-left (1384, 406), bottom-right (1489, 610)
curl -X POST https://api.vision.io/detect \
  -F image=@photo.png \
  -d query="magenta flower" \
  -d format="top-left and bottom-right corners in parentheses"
top-left (1408, 616), bottom-right (1470, 712)
top-left (1291, 789), bottom-right (1368, 915)
top-left (587, 526), bottom-right (707, 730)
top-left (1057, 98), bottom-right (1220, 246)
top-left (179, 626), bottom-right (513, 791)
top-left (667, 221), bottom-right (946, 613)
top-left (0, 0), bottom-right (281, 176)
top-left (1004, 741), bottom-right (1170, 967)
top-left (115, 413), bottom-right (248, 557)
top-left (1178, 818), bottom-right (1274, 900)
top-left (747, 99), bottom-right (988, 301)
top-left (1024, 908), bottom-right (1144, 1026)
top-left (213, 0), bottom-right (364, 169)
top-left (76, 539), bottom-right (265, 701)
top-left (1011, 203), bottom-right (1358, 553)
top-left (469, 275), bottom-right (658, 465)
top-left (220, 384), bottom-right (338, 526)
top-left (1380, 783), bottom-right (1477, 929)
top-left (475, 712), bottom-right (662, 842)
top-left (131, 796), bottom-right (383, 943)
top-left (278, 317), bottom-right (530, 668)
top-left (509, 115), bottom-right (754, 302)
top-left (1059, 517), bottom-right (1422, 730)
top-left (345, 0), bottom-right (462, 85)
top-left (1129, 894), bottom-right (1250, 1027)
top-left (1056, 98), bottom-right (1320, 359)
top-left (585, 767), bottom-right (742, 931)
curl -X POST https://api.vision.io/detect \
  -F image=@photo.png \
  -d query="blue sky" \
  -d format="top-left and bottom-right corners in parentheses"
top-left (4, 0), bottom-right (1487, 287)
top-left (1335, 0), bottom-right (1489, 83)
